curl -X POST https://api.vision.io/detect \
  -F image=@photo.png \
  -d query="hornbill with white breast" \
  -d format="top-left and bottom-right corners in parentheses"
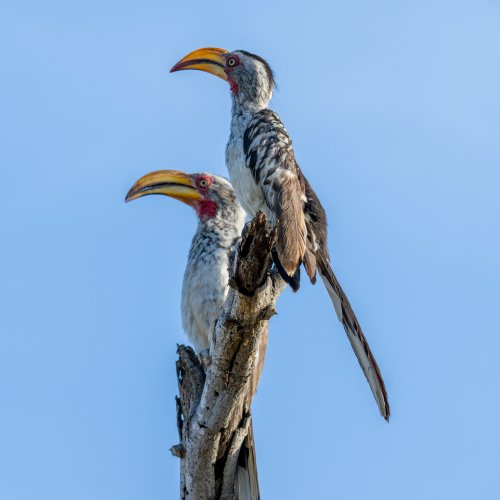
top-left (126, 170), bottom-right (262, 498)
top-left (171, 48), bottom-right (390, 420)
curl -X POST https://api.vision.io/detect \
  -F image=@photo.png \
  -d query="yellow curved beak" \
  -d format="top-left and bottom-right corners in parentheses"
top-left (170, 47), bottom-right (229, 81)
top-left (125, 170), bottom-right (203, 206)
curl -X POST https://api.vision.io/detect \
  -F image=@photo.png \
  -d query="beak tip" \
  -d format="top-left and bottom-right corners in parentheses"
top-left (169, 62), bottom-right (182, 73)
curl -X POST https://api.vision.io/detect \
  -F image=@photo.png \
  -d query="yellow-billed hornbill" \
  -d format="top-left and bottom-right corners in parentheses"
top-left (171, 49), bottom-right (390, 420)
top-left (125, 170), bottom-right (262, 498)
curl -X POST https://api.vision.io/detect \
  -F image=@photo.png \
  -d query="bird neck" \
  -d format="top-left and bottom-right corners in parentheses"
top-left (229, 101), bottom-right (268, 142)
top-left (194, 218), bottom-right (238, 250)
top-left (195, 204), bottom-right (245, 248)
top-left (231, 90), bottom-right (270, 115)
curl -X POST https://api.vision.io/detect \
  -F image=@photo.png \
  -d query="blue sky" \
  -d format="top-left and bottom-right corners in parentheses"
top-left (1, 1), bottom-right (499, 498)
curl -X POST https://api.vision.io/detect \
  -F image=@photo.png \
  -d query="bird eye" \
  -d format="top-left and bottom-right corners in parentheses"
top-left (198, 179), bottom-right (208, 188)
top-left (227, 58), bottom-right (237, 67)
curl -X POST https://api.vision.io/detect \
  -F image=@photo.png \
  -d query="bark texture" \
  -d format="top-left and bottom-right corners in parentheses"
top-left (171, 212), bottom-right (286, 499)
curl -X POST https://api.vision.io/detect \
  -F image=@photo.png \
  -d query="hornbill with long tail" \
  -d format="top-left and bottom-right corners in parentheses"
top-left (171, 48), bottom-right (390, 420)
top-left (126, 170), bottom-right (262, 498)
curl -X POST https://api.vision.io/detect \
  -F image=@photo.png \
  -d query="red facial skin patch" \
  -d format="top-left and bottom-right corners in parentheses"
top-left (196, 199), bottom-right (217, 218)
top-left (193, 175), bottom-right (217, 218)
top-left (228, 77), bottom-right (239, 94)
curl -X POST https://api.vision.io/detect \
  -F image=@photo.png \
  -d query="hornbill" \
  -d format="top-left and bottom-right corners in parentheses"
top-left (171, 48), bottom-right (390, 420)
top-left (125, 170), bottom-right (262, 499)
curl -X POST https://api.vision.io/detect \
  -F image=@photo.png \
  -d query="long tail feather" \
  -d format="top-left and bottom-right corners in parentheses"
top-left (234, 323), bottom-right (268, 499)
top-left (235, 423), bottom-right (260, 500)
top-left (318, 258), bottom-right (390, 420)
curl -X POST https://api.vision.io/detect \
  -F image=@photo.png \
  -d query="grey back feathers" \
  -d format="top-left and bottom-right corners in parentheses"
top-left (241, 109), bottom-right (308, 280)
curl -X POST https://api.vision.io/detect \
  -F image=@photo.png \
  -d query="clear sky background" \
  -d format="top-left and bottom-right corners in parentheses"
top-left (1, 1), bottom-right (499, 498)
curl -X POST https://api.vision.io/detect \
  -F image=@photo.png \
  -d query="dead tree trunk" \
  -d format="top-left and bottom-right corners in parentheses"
top-left (171, 212), bottom-right (286, 499)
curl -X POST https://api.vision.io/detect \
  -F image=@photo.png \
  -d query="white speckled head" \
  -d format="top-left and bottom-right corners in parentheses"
top-left (224, 50), bottom-right (275, 111)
